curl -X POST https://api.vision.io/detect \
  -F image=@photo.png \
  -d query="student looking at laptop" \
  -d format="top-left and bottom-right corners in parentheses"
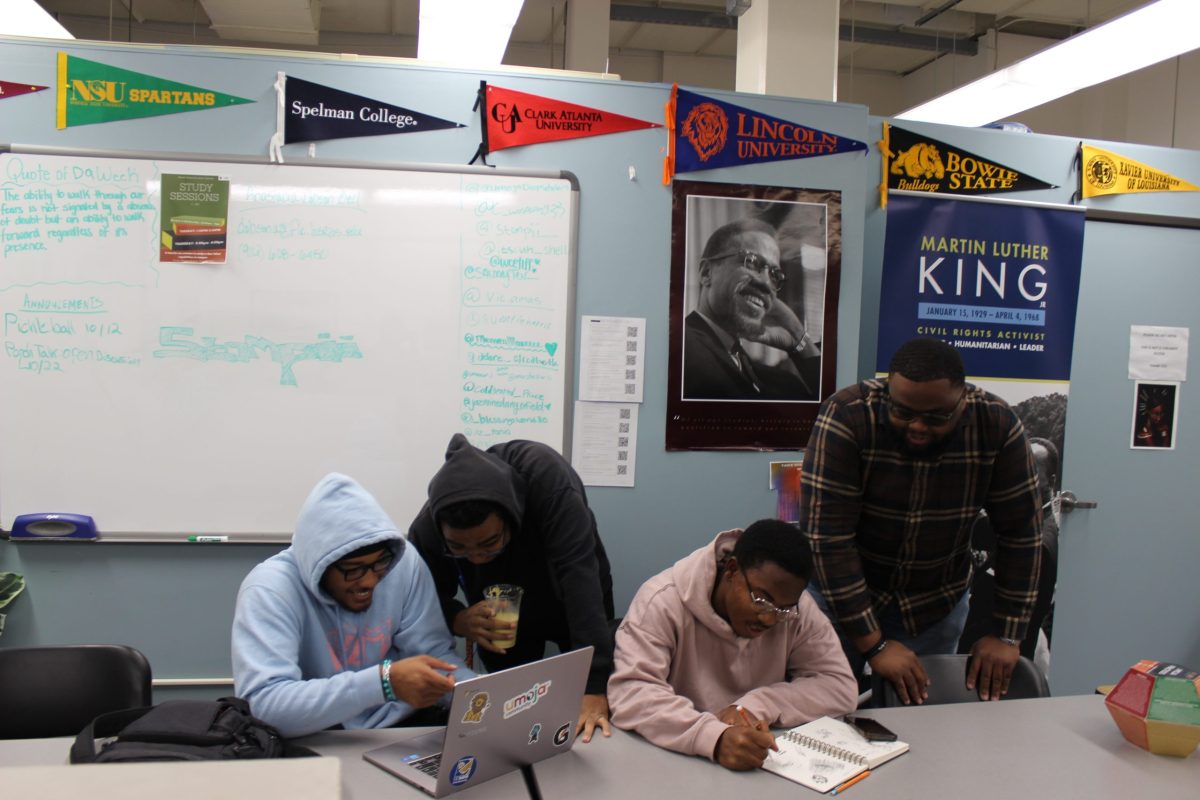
top-left (608, 520), bottom-right (857, 771)
top-left (232, 473), bottom-right (473, 737)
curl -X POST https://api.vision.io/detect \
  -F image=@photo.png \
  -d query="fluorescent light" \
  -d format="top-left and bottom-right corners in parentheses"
top-left (418, 0), bottom-right (524, 66)
top-left (4, 0), bottom-right (74, 39)
top-left (898, 0), bottom-right (1200, 127)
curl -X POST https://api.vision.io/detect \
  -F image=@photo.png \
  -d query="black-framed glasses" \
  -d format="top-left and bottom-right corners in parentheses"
top-left (703, 249), bottom-right (786, 292)
top-left (886, 390), bottom-right (965, 427)
top-left (740, 570), bottom-right (801, 620)
top-left (444, 526), bottom-right (510, 561)
top-left (331, 549), bottom-right (395, 582)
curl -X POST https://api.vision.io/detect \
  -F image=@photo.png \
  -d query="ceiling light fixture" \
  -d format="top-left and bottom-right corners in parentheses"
top-left (898, 0), bottom-right (1200, 127)
top-left (418, 0), bottom-right (525, 66)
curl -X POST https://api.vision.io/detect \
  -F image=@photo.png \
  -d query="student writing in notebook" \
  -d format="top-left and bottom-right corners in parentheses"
top-left (607, 520), bottom-right (857, 771)
top-left (231, 473), bottom-right (473, 737)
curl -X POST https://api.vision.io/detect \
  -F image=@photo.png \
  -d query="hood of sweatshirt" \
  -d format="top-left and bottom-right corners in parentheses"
top-left (292, 472), bottom-right (407, 602)
top-left (426, 433), bottom-right (527, 528)
top-left (672, 529), bottom-right (742, 640)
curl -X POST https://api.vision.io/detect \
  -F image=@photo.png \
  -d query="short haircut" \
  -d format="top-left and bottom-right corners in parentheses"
top-left (337, 541), bottom-right (393, 563)
top-left (437, 499), bottom-right (510, 531)
top-left (1028, 436), bottom-right (1060, 490)
top-left (700, 217), bottom-right (777, 262)
top-left (732, 519), bottom-right (813, 582)
top-left (888, 337), bottom-right (965, 386)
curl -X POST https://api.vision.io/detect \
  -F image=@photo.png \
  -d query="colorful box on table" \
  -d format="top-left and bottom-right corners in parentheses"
top-left (1105, 660), bottom-right (1200, 757)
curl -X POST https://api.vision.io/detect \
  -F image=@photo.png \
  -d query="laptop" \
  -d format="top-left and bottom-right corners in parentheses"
top-left (363, 646), bottom-right (593, 797)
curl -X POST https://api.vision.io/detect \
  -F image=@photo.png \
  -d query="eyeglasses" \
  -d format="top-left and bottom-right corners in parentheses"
top-left (740, 570), bottom-right (802, 619)
top-left (703, 249), bottom-right (786, 292)
top-left (331, 549), bottom-right (395, 582)
top-left (886, 390), bottom-right (965, 427)
top-left (444, 526), bottom-right (510, 560)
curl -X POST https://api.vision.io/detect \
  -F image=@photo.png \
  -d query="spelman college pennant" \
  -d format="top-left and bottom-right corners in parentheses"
top-left (0, 80), bottom-right (48, 101)
top-left (879, 124), bottom-right (1055, 207)
top-left (57, 53), bottom-right (252, 129)
top-left (664, 85), bottom-right (867, 184)
top-left (474, 83), bottom-right (660, 160)
top-left (1079, 144), bottom-right (1199, 198)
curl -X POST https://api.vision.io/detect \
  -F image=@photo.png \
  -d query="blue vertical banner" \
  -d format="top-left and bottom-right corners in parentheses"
top-left (876, 194), bottom-right (1085, 381)
top-left (875, 194), bottom-right (1086, 464)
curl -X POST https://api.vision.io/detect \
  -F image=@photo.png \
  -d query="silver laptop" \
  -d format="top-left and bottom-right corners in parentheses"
top-left (363, 646), bottom-right (593, 797)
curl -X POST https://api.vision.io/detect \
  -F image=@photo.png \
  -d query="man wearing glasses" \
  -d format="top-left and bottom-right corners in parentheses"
top-left (409, 433), bottom-right (616, 743)
top-left (232, 473), bottom-right (472, 737)
top-left (800, 337), bottom-right (1042, 706)
top-left (608, 519), bottom-right (856, 771)
top-left (683, 218), bottom-right (820, 400)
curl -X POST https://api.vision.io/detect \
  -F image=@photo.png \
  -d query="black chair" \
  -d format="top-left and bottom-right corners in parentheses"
top-left (873, 653), bottom-right (1049, 708)
top-left (0, 644), bottom-right (152, 738)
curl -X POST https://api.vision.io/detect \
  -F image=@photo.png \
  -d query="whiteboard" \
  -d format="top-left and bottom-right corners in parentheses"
top-left (0, 147), bottom-right (576, 539)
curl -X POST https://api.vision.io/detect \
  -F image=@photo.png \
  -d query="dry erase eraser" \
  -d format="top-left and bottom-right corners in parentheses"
top-left (10, 513), bottom-right (99, 540)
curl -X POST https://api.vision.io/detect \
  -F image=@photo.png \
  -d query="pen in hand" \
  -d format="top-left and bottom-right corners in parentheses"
top-left (736, 705), bottom-right (778, 751)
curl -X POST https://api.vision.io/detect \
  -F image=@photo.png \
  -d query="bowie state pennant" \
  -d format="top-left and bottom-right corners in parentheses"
top-left (0, 80), bottom-right (49, 101)
top-left (56, 52), bottom-right (252, 129)
top-left (1080, 144), bottom-right (1199, 198)
top-left (479, 83), bottom-right (661, 154)
top-left (882, 124), bottom-right (1055, 202)
top-left (664, 85), bottom-right (867, 184)
top-left (279, 75), bottom-right (464, 145)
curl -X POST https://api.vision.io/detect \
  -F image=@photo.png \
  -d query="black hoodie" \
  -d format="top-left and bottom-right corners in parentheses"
top-left (409, 434), bottom-right (615, 695)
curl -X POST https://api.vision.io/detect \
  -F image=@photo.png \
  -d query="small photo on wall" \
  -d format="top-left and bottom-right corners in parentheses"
top-left (1131, 381), bottom-right (1179, 450)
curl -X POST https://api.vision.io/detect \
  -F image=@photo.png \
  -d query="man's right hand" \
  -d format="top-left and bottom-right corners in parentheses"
top-left (387, 655), bottom-right (458, 707)
top-left (452, 601), bottom-right (517, 654)
top-left (714, 724), bottom-right (777, 771)
top-left (868, 641), bottom-right (929, 705)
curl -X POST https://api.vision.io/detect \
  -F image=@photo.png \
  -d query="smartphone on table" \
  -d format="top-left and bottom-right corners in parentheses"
top-left (843, 715), bottom-right (899, 742)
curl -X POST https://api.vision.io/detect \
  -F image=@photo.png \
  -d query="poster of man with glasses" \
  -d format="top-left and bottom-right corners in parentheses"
top-left (666, 181), bottom-right (840, 450)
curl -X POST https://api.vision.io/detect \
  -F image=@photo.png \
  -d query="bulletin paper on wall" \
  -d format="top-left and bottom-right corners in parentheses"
top-left (577, 315), bottom-right (645, 402)
top-left (1129, 325), bottom-right (1188, 381)
top-left (571, 401), bottom-right (638, 487)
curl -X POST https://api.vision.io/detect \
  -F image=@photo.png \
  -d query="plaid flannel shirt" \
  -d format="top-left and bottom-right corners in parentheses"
top-left (800, 378), bottom-right (1042, 642)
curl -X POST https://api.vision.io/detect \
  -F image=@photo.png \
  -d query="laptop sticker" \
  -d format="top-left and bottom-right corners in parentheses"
top-left (462, 691), bottom-right (491, 723)
top-left (449, 755), bottom-right (477, 787)
top-left (553, 722), bottom-right (570, 746)
top-left (528, 723), bottom-right (542, 744)
top-left (503, 680), bottom-right (552, 719)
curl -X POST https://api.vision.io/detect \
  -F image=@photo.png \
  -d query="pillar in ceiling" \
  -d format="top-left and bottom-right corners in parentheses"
top-left (736, 0), bottom-right (838, 100)
top-left (565, 0), bottom-right (611, 74)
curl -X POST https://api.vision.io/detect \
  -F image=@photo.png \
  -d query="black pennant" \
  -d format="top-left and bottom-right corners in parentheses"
top-left (284, 76), bottom-right (463, 144)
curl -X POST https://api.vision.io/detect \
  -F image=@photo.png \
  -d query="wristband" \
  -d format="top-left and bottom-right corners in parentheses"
top-left (860, 638), bottom-right (888, 661)
top-left (381, 659), bottom-right (397, 702)
top-left (998, 636), bottom-right (1021, 647)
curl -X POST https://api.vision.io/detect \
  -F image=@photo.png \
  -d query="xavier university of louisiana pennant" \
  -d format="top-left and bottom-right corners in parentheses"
top-left (56, 53), bottom-right (252, 129)
top-left (478, 83), bottom-right (661, 155)
top-left (663, 85), bottom-right (867, 184)
top-left (0, 80), bottom-right (48, 101)
top-left (1079, 144), bottom-right (1199, 198)
top-left (881, 124), bottom-right (1055, 204)
top-left (279, 74), bottom-right (464, 146)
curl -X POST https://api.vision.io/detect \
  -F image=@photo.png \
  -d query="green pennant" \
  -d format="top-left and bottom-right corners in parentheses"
top-left (57, 52), bottom-right (253, 129)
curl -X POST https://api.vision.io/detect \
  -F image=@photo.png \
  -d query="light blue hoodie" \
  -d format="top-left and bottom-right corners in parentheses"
top-left (232, 473), bottom-right (472, 737)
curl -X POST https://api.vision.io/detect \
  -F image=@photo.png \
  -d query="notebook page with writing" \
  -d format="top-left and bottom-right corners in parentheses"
top-left (761, 716), bottom-right (908, 793)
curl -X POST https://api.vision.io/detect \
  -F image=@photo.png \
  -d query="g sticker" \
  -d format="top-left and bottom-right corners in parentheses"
top-left (449, 756), bottom-right (477, 786)
top-left (553, 722), bottom-right (571, 746)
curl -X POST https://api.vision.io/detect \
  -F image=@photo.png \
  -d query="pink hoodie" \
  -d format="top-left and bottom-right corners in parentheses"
top-left (608, 530), bottom-right (857, 761)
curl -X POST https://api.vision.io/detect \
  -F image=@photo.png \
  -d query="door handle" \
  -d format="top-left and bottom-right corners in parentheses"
top-left (1058, 490), bottom-right (1098, 513)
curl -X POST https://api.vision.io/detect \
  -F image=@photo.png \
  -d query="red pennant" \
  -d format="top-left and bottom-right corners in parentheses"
top-left (482, 84), bottom-right (660, 153)
top-left (0, 80), bottom-right (49, 101)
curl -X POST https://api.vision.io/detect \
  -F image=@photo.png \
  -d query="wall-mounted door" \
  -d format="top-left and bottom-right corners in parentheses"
top-left (1051, 219), bottom-right (1200, 695)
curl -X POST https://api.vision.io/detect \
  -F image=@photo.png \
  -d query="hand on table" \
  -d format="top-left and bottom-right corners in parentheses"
top-left (576, 693), bottom-right (612, 743)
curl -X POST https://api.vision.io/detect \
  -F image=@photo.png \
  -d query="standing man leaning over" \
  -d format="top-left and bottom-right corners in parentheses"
top-left (684, 218), bottom-right (820, 401)
top-left (800, 337), bottom-right (1042, 704)
top-left (409, 433), bottom-right (616, 742)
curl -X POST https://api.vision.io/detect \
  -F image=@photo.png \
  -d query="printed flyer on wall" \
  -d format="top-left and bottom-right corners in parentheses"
top-left (159, 173), bottom-right (229, 264)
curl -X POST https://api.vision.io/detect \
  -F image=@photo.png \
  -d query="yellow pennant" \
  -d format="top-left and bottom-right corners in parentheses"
top-left (1080, 144), bottom-right (1199, 198)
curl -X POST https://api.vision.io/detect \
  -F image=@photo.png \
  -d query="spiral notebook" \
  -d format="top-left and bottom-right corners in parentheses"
top-left (761, 716), bottom-right (908, 793)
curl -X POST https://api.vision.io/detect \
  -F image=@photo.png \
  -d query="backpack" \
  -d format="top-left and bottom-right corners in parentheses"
top-left (70, 696), bottom-right (317, 763)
